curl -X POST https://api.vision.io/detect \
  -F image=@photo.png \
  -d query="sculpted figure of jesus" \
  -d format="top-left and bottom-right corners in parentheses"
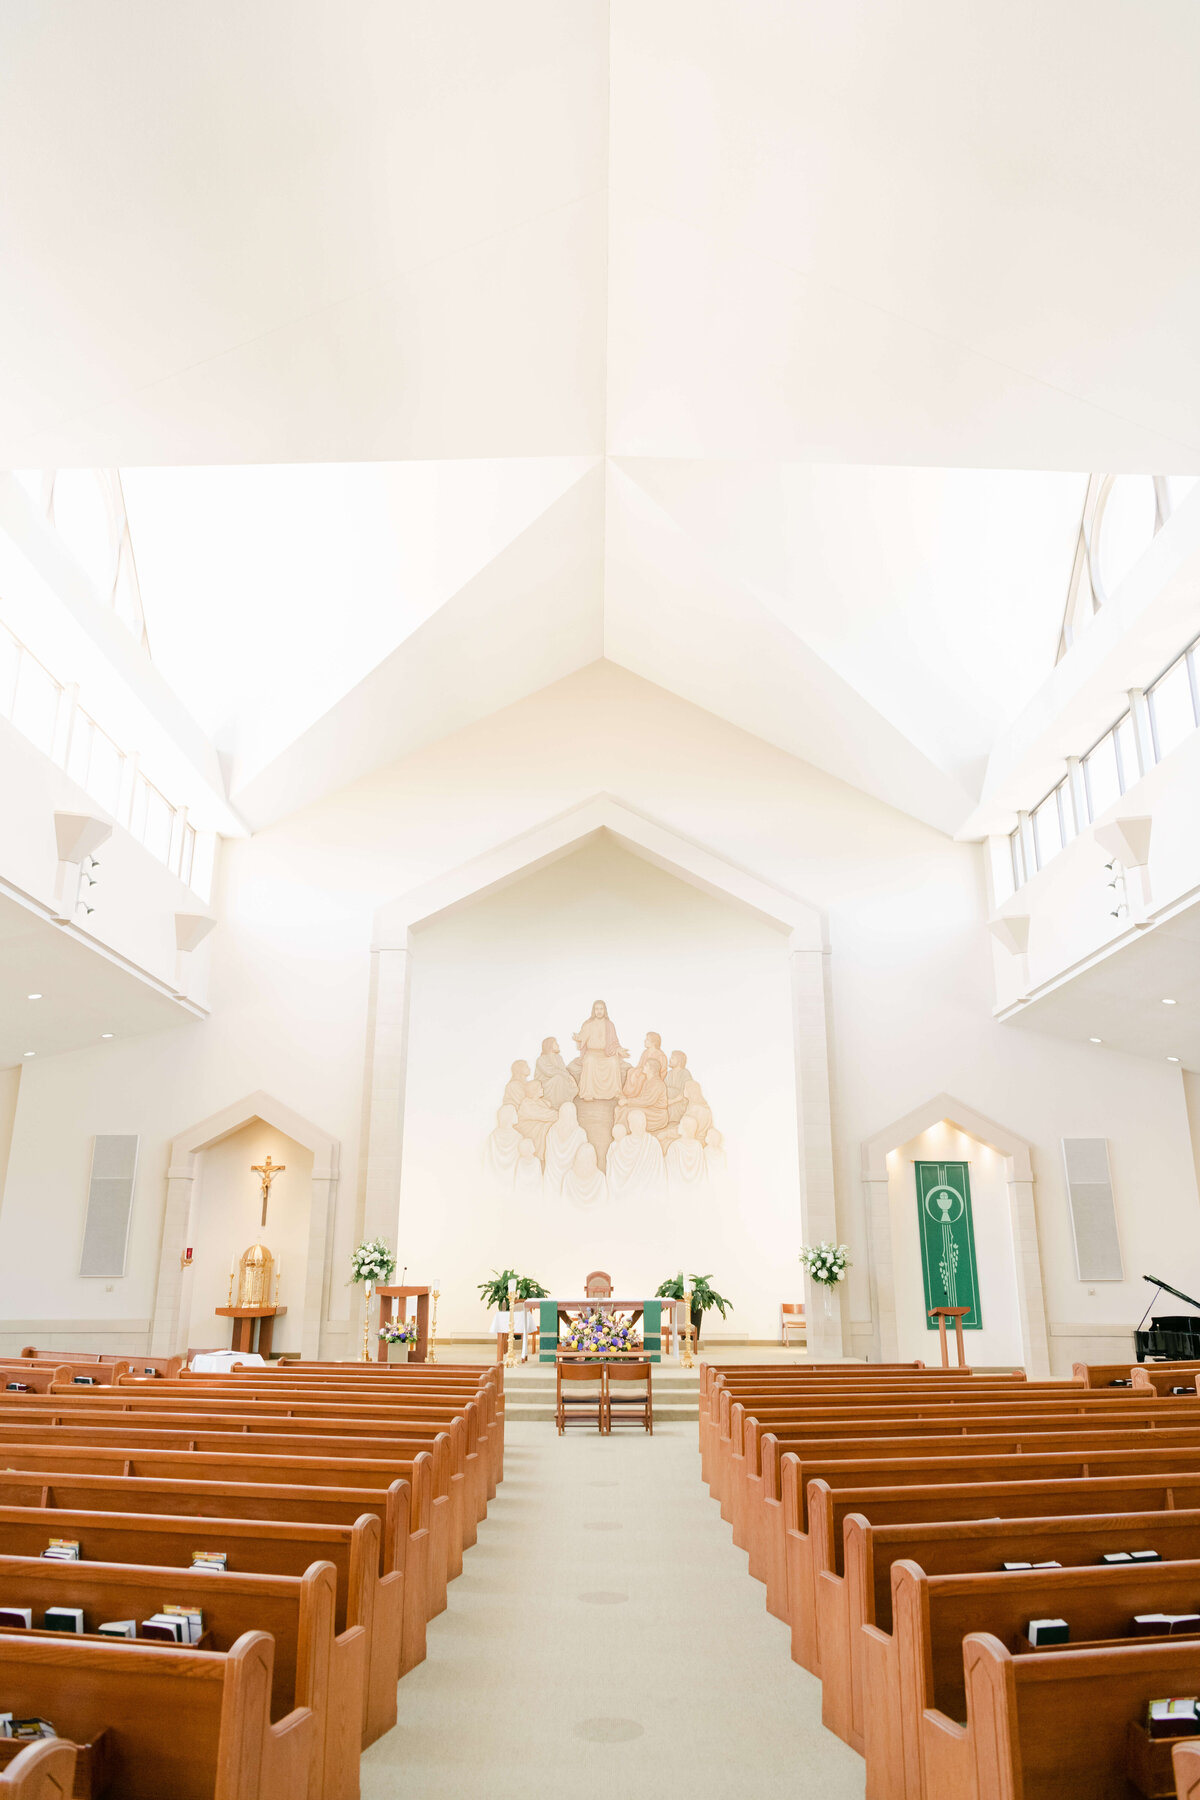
top-left (572, 999), bottom-right (628, 1103)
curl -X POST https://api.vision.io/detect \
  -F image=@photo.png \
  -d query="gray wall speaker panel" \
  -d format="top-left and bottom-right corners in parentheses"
top-left (79, 1135), bottom-right (138, 1278)
top-left (1062, 1136), bottom-right (1123, 1282)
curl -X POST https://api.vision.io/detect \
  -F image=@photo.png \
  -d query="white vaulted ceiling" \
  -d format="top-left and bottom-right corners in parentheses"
top-left (4, 1), bottom-right (1199, 830)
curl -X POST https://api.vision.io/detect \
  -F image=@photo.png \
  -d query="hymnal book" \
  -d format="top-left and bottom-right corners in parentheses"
top-left (163, 1605), bottom-right (203, 1643)
top-left (42, 1608), bottom-right (84, 1633)
top-left (1101, 1551), bottom-right (1135, 1564)
top-left (1131, 1550), bottom-right (1163, 1563)
top-left (40, 1540), bottom-right (80, 1562)
top-left (1148, 1698), bottom-right (1200, 1739)
top-left (10, 1720), bottom-right (55, 1741)
top-left (190, 1551), bottom-right (226, 1572)
top-left (1172, 1386), bottom-right (1193, 1394)
top-left (70, 1376), bottom-right (95, 1385)
top-left (0, 1609), bottom-right (31, 1629)
top-left (1026, 1618), bottom-right (1069, 1646)
top-left (1003, 1560), bottom-right (1061, 1571)
top-left (141, 1614), bottom-right (186, 1642)
top-left (3, 1384), bottom-right (28, 1393)
top-left (97, 1620), bottom-right (136, 1639)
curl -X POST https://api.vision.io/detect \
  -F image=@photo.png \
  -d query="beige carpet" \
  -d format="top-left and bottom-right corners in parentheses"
top-left (362, 1420), bottom-right (865, 1796)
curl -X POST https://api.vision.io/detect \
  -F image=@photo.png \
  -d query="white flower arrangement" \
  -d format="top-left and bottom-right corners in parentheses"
top-left (799, 1241), bottom-right (852, 1288)
top-left (350, 1238), bottom-right (396, 1285)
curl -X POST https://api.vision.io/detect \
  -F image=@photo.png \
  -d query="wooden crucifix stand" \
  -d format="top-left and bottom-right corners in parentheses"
top-left (375, 1285), bottom-right (430, 1362)
top-left (928, 1304), bottom-right (970, 1369)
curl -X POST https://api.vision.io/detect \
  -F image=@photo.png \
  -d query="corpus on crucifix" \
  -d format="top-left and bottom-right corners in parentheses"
top-left (251, 1154), bottom-right (285, 1227)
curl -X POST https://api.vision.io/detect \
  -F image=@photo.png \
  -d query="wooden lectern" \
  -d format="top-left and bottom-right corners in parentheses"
top-left (214, 1305), bottom-right (286, 1357)
top-left (928, 1304), bottom-right (970, 1369)
top-left (375, 1285), bottom-right (431, 1362)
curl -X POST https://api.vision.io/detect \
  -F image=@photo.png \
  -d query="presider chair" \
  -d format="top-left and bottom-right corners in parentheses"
top-left (604, 1359), bottom-right (652, 1433)
top-left (556, 1358), bottom-right (606, 1434)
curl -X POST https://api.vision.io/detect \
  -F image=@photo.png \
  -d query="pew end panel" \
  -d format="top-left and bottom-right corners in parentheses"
top-left (0, 1739), bottom-right (77, 1800)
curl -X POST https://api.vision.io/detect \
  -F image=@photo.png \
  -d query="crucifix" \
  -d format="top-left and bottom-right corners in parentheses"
top-left (251, 1154), bottom-right (285, 1227)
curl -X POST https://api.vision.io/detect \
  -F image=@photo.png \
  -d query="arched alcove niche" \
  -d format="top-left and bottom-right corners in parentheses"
top-left (360, 795), bottom-right (841, 1354)
top-left (151, 1091), bottom-right (339, 1358)
top-left (860, 1093), bottom-right (1049, 1375)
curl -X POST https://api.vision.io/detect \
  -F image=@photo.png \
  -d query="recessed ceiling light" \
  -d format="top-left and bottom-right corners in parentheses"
top-left (1089, 1036), bottom-right (1102, 1044)
top-left (1168, 1056), bottom-right (1181, 1063)
top-left (26, 993), bottom-right (41, 1001)
top-left (22, 1051), bottom-right (34, 1058)
top-left (1164, 997), bottom-right (1178, 1005)
top-left (101, 1033), bottom-right (113, 1040)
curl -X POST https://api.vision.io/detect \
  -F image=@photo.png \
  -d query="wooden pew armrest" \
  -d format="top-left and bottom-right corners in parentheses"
top-left (0, 1739), bottom-right (78, 1799)
top-left (260, 1706), bottom-right (315, 1800)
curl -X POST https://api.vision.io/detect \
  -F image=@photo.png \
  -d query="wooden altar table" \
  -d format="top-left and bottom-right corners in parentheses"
top-left (526, 1297), bottom-right (687, 1363)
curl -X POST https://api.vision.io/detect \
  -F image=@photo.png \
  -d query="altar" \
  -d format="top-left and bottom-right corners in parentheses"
top-left (521, 1296), bottom-right (687, 1363)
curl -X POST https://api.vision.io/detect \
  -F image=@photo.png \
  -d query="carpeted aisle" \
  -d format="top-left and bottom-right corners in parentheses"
top-left (361, 1420), bottom-right (865, 1796)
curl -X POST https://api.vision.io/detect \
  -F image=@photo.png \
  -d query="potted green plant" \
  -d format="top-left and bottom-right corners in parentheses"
top-left (655, 1272), bottom-right (732, 1349)
top-left (476, 1270), bottom-right (550, 1310)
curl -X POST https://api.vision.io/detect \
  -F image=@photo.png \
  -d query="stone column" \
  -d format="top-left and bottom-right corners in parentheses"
top-left (1008, 1161), bottom-right (1051, 1376)
top-left (790, 945), bottom-right (843, 1359)
top-left (150, 1164), bottom-right (194, 1356)
top-left (860, 1163), bottom-right (899, 1361)
top-left (357, 944), bottom-right (413, 1351)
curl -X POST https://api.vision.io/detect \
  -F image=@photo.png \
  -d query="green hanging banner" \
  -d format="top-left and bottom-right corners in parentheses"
top-left (914, 1160), bottom-right (982, 1330)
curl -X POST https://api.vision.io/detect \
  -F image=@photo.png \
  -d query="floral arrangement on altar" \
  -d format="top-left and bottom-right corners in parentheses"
top-left (799, 1241), bottom-right (851, 1286)
top-left (350, 1239), bottom-right (396, 1285)
top-left (560, 1307), bottom-right (642, 1355)
top-left (379, 1317), bottom-right (419, 1345)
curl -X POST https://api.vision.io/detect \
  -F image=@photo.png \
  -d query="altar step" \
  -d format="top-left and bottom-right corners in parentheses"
top-left (502, 1368), bottom-right (700, 1423)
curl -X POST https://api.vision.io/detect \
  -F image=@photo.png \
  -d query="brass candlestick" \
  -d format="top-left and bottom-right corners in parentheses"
top-left (504, 1282), bottom-right (518, 1368)
top-left (361, 1281), bottom-right (373, 1363)
top-left (682, 1289), bottom-right (696, 1368)
top-left (427, 1285), bottom-right (440, 1365)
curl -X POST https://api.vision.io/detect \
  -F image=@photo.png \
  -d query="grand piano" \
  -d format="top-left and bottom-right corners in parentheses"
top-left (1135, 1275), bottom-right (1200, 1361)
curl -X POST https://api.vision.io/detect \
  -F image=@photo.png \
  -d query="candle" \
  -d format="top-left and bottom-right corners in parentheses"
top-left (431, 1275), bottom-right (441, 1295)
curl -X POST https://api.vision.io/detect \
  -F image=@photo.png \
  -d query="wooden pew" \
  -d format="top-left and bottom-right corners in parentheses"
top-left (763, 1432), bottom-right (1200, 1645)
top-left (749, 1407), bottom-right (1200, 1621)
top-left (876, 1555), bottom-right (1200, 1800)
top-left (0, 1628), bottom-right (311, 1800)
top-left (18, 1349), bottom-right (185, 1379)
top-left (0, 1739), bottom-right (77, 1799)
top-left (0, 1359), bottom-right (132, 1386)
top-left (0, 1553), bottom-right (361, 1800)
top-left (0, 1467), bottom-right (422, 1683)
top-left (796, 1466), bottom-right (1200, 1711)
top-left (1176, 1741), bottom-right (1200, 1800)
top-left (956, 1632), bottom-right (1200, 1800)
top-left (826, 1504), bottom-right (1200, 1753)
top-left (0, 1413), bottom-right (466, 1587)
top-left (0, 1504), bottom-right (399, 1745)
top-left (0, 1368), bottom-right (69, 1395)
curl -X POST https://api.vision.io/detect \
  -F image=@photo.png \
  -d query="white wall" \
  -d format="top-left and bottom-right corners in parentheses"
top-left (1, 661), bottom-right (1196, 1362)
top-left (886, 1123), bottom-right (1022, 1366)
top-left (397, 837), bottom-right (797, 1338)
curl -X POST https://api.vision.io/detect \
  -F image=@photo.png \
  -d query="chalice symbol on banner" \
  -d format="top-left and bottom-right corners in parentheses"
top-left (923, 1185), bottom-right (965, 1308)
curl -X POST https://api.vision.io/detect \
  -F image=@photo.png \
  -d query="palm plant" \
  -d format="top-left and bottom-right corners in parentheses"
top-left (655, 1271), bottom-right (732, 1344)
top-left (477, 1269), bottom-right (550, 1310)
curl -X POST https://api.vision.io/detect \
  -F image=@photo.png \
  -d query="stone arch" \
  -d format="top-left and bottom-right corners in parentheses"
top-left (360, 793), bottom-right (843, 1355)
top-left (860, 1092), bottom-right (1048, 1374)
top-left (151, 1090), bottom-right (340, 1359)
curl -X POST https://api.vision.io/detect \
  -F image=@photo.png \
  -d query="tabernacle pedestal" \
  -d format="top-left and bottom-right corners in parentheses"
top-left (375, 1285), bottom-right (431, 1362)
top-left (214, 1305), bottom-right (287, 1357)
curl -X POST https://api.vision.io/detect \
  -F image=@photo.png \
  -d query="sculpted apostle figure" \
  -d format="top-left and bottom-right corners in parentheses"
top-left (666, 1114), bottom-right (706, 1191)
top-left (516, 1079), bottom-right (557, 1158)
top-left (484, 1104), bottom-right (522, 1188)
top-left (606, 1109), bottom-right (665, 1201)
top-left (572, 1000), bottom-right (628, 1103)
top-left (682, 1080), bottom-right (713, 1144)
top-left (666, 1050), bottom-right (692, 1124)
top-left (513, 1136), bottom-right (543, 1197)
top-left (503, 1059), bottom-right (531, 1113)
top-left (534, 1038), bottom-right (577, 1113)
top-left (615, 1051), bottom-right (669, 1135)
top-left (562, 1141), bottom-right (607, 1207)
top-left (543, 1101), bottom-right (588, 1198)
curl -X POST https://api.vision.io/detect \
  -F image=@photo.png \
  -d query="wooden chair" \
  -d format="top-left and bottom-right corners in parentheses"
top-left (585, 1271), bottom-right (613, 1299)
top-left (556, 1361), bottom-right (606, 1434)
top-left (605, 1360), bottom-right (652, 1433)
top-left (780, 1302), bottom-right (806, 1347)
